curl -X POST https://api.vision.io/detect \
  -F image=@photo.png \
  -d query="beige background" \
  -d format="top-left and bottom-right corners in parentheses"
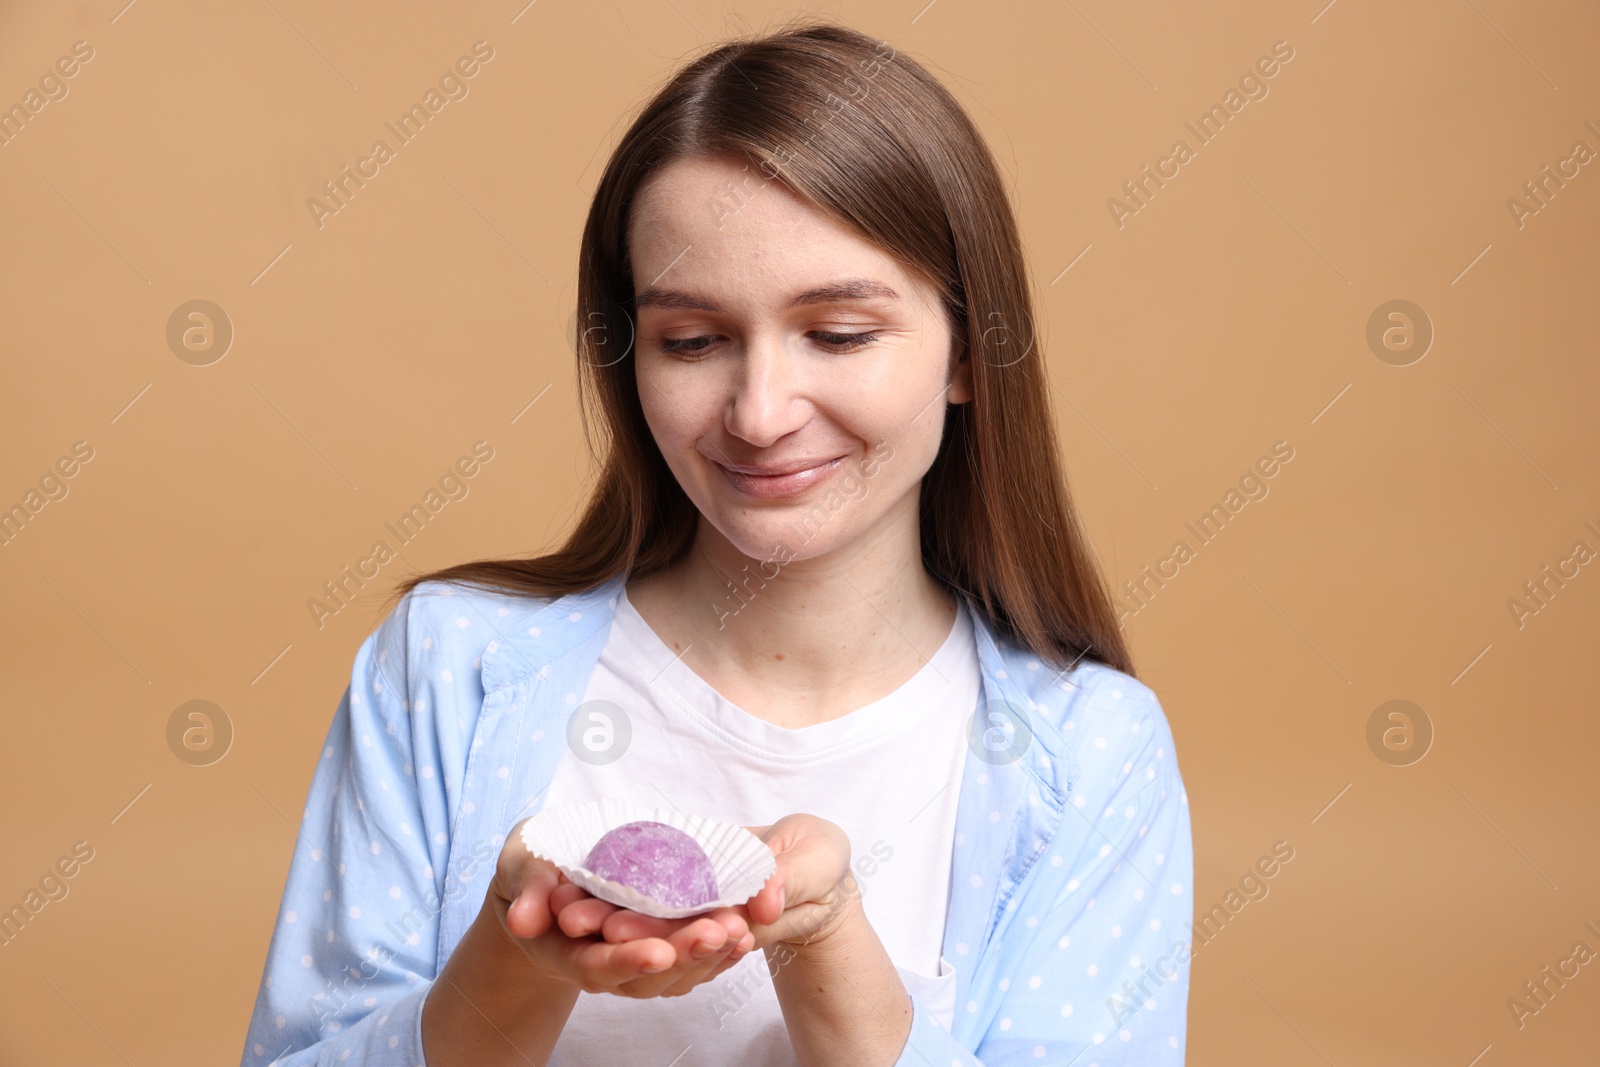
top-left (2, 0), bottom-right (1597, 1063)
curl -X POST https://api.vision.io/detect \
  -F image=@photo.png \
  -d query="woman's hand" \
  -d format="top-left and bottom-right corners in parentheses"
top-left (485, 817), bottom-right (756, 999)
top-left (585, 814), bottom-right (857, 958)
top-left (742, 814), bottom-right (857, 950)
top-left (527, 814), bottom-right (912, 1067)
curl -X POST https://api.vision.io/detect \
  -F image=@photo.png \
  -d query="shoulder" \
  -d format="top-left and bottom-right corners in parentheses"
top-left (1056, 663), bottom-right (1184, 809)
top-left (1056, 663), bottom-right (1176, 752)
top-left (371, 575), bottom-right (635, 701)
top-left (999, 648), bottom-right (1182, 801)
top-left (361, 579), bottom-right (559, 709)
top-left (394, 578), bottom-right (555, 644)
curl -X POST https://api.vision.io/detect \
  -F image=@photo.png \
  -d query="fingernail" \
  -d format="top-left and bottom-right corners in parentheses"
top-left (778, 887), bottom-right (786, 911)
top-left (641, 961), bottom-right (669, 974)
top-left (691, 940), bottom-right (715, 959)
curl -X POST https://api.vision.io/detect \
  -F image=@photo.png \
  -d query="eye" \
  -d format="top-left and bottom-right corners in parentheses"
top-left (656, 335), bottom-right (720, 356)
top-left (809, 331), bottom-right (879, 352)
top-left (655, 331), bottom-right (880, 357)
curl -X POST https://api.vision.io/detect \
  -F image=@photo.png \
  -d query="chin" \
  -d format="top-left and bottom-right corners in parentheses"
top-left (707, 512), bottom-right (822, 563)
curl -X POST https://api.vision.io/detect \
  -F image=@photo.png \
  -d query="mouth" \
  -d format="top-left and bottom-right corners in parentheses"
top-left (715, 455), bottom-right (847, 499)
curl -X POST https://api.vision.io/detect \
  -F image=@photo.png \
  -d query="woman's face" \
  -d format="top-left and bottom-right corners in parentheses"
top-left (627, 154), bottom-right (972, 568)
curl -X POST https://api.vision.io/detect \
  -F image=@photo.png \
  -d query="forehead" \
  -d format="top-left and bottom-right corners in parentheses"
top-left (627, 155), bottom-right (931, 309)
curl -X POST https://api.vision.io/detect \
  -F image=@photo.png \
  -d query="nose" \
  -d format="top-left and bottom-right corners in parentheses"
top-left (724, 331), bottom-right (809, 447)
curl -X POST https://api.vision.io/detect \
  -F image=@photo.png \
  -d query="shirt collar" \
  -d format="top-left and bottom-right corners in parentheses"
top-left (476, 571), bottom-right (1075, 793)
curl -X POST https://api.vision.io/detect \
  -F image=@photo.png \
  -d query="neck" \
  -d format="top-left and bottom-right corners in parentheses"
top-left (625, 501), bottom-right (959, 727)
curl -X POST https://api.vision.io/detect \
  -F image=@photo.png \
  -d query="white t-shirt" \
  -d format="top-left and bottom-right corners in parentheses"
top-left (542, 587), bottom-right (978, 1066)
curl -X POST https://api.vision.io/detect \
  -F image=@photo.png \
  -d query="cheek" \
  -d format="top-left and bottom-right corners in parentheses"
top-left (636, 362), bottom-right (713, 448)
top-left (853, 367), bottom-right (949, 457)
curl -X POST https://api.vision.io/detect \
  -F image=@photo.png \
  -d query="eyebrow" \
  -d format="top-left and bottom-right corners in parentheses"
top-left (632, 278), bottom-right (901, 312)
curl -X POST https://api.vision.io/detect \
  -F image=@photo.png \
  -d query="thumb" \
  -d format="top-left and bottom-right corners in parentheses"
top-left (741, 824), bottom-right (782, 924)
top-left (502, 858), bottom-right (561, 940)
top-left (746, 872), bottom-right (787, 927)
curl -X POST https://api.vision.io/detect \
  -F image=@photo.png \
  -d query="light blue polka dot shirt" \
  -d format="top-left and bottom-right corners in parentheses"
top-left (239, 572), bottom-right (1194, 1065)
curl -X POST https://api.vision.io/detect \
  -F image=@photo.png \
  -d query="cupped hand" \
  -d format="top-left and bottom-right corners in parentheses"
top-left (587, 814), bottom-right (855, 957)
top-left (486, 817), bottom-right (755, 999)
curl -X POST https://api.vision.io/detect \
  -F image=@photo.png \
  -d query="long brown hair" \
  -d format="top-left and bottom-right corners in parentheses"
top-left (390, 19), bottom-right (1134, 676)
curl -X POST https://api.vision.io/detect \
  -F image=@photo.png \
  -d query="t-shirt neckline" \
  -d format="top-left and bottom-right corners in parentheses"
top-left (610, 586), bottom-right (978, 760)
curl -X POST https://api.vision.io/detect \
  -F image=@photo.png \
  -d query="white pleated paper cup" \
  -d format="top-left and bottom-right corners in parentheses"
top-left (518, 798), bottom-right (777, 919)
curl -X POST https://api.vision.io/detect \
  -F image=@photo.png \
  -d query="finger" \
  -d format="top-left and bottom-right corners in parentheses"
top-left (601, 908), bottom-right (746, 946)
top-left (667, 916), bottom-right (736, 960)
top-left (597, 909), bottom-right (681, 944)
top-left (750, 833), bottom-right (854, 932)
top-left (745, 874), bottom-right (786, 928)
top-left (556, 895), bottom-right (621, 938)
top-left (548, 881), bottom-right (592, 915)
top-left (501, 861), bottom-right (562, 940)
top-left (706, 906), bottom-right (751, 942)
top-left (655, 938), bottom-right (748, 997)
top-left (562, 935), bottom-right (677, 991)
top-left (688, 932), bottom-right (757, 988)
top-left (754, 898), bottom-right (839, 949)
top-left (592, 915), bottom-right (730, 990)
top-left (623, 932), bottom-right (748, 999)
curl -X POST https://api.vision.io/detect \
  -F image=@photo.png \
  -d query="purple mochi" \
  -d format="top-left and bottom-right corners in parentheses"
top-left (583, 820), bottom-right (719, 909)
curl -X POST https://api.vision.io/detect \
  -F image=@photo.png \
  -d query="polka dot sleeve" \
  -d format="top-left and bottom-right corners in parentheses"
top-left (237, 592), bottom-right (461, 1067)
top-left (969, 683), bottom-right (1194, 1066)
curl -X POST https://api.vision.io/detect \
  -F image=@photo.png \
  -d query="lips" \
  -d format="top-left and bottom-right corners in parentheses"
top-left (719, 457), bottom-right (844, 477)
top-left (715, 455), bottom-right (847, 499)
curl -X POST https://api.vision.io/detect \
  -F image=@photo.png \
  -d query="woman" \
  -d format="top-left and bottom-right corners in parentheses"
top-left (240, 20), bottom-right (1192, 1067)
